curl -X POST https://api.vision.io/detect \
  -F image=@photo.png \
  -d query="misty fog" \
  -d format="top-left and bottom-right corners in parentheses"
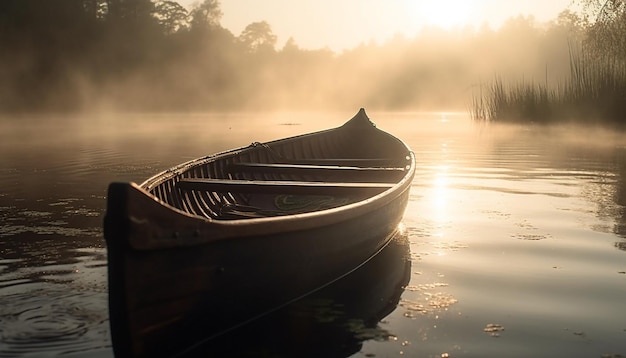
top-left (0, 1), bottom-right (590, 113)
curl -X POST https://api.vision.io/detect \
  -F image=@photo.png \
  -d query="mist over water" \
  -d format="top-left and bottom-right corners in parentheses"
top-left (1, 111), bottom-right (625, 357)
top-left (0, 1), bottom-right (586, 113)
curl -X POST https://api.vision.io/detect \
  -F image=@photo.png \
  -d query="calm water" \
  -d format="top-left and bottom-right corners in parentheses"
top-left (1, 112), bottom-right (625, 357)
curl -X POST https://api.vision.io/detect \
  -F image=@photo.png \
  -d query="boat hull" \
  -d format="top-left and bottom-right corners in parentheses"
top-left (105, 182), bottom-right (410, 357)
top-left (191, 227), bottom-right (412, 357)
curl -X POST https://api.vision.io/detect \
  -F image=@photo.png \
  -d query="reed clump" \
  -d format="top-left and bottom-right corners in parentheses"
top-left (471, 49), bottom-right (626, 124)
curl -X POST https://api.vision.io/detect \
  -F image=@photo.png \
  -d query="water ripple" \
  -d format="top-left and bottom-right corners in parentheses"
top-left (0, 287), bottom-right (111, 357)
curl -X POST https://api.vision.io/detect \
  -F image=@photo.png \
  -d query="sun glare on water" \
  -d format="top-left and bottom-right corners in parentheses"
top-left (408, 0), bottom-right (473, 29)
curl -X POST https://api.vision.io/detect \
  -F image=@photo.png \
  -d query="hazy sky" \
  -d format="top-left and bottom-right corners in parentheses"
top-left (179, 0), bottom-right (573, 51)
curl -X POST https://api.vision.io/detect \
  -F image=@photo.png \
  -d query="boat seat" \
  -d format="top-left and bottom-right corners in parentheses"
top-left (230, 162), bottom-right (405, 171)
top-left (265, 158), bottom-right (401, 166)
top-left (228, 162), bottom-right (405, 182)
top-left (176, 178), bottom-right (393, 196)
top-left (249, 142), bottom-right (403, 167)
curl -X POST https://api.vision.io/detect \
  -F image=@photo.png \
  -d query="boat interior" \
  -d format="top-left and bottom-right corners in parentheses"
top-left (147, 126), bottom-right (412, 219)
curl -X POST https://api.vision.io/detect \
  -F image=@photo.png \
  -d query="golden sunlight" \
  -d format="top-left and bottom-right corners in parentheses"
top-left (409, 0), bottom-right (473, 29)
top-left (431, 165), bottom-right (450, 223)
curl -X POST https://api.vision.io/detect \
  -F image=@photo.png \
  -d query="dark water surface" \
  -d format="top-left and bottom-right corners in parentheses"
top-left (1, 112), bottom-right (625, 357)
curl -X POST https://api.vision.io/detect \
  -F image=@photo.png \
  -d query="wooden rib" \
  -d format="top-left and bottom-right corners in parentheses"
top-left (195, 191), bottom-right (217, 219)
top-left (177, 187), bottom-right (194, 214)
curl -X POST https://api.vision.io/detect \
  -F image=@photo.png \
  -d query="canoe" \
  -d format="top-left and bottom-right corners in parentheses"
top-left (104, 108), bottom-right (415, 357)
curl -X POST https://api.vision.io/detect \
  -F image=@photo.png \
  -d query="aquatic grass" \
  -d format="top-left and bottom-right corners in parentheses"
top-left (472, 46), bottom-right (626, 124)
top-left (566, 48), bottom-right (626, 122)
top-left (471, 76), bottom-right (555, 123)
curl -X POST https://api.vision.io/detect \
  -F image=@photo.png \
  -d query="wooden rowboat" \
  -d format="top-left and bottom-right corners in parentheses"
top-left (104, 108), bottom-right (415, 357)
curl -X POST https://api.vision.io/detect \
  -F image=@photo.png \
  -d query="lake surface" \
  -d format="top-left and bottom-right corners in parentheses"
top-left (1, 111), bottom-right (625, 357)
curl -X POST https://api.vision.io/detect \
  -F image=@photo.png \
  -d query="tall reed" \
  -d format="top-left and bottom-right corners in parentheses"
top-left (471, 46), bottom-right (626, 124)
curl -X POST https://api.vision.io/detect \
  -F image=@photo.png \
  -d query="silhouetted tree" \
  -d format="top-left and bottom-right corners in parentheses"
top-left (578, 0), bottom-right (626, 58)
top-left (190, 0), bottom-right (223, 31)
top-left (282, 37), bottom-right (300, 53)
top-left (154, 0), bottom-right (189, 34)
top-left (578, 0), bottom-right (626, 22)
top-left (0, 0), bottom-right (105, 110)
top-left (239, 21), bottom-right (277, 53)
top-left (103, 0), bottom-right (154, 21)
top-left (552, 9), bottom-right (588, 35)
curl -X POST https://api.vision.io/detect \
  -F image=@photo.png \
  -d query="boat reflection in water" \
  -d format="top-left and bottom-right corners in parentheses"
top-left (176, 229), bottom-right (411, 357)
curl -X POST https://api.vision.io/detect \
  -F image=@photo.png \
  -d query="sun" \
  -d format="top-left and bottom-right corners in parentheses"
top-left (409, 0), bottom-right (473, 30)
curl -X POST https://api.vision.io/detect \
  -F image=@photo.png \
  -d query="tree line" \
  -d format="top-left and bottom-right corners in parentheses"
top-left (0, 0), bottom-right (623, 113)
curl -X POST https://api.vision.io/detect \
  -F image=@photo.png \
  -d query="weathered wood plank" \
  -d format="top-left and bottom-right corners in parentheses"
top-left (176, 178), bottom-right (393, 196)
top-left (272, 158), bottom-right (400, 166)
top-left (231, 162), bottom-right (405, 172)
top-left (229, 162), bottom-right (405, 182)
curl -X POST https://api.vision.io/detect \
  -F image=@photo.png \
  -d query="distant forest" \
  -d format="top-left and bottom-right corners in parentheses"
top-left (0, 0), bottom-right (617, 113)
